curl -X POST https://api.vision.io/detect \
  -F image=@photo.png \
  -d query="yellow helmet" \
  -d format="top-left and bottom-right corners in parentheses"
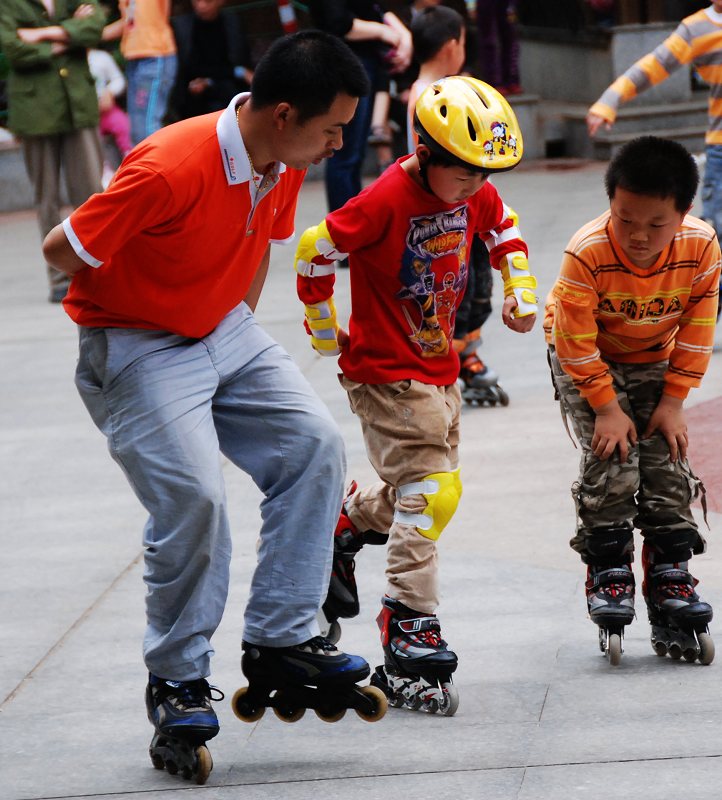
top-left (414, 76), bottom-right (523, 172)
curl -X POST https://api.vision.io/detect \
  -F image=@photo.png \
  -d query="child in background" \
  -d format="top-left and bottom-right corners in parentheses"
top-left (295, 77), bottom-right (537, 714)
top-left (88, 48), bottom-right (132, 186)
top-left (545, 136), bottom-right (720, 666)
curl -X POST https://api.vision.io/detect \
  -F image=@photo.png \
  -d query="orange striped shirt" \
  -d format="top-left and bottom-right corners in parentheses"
top-left (545, 211), bottom-right (720, 408)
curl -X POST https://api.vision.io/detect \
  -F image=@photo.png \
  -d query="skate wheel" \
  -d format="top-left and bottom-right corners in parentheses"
top-left (231, 686), bottom-right (265, 722)
top-left (150, 752), bottom-right (165, 771)
top-left (653, 641), bottom-right (667, 657)
top-left (315, 705), bottom-right (346, 723)
top-left (326, 620), bottom-right (342, 645)
top-left (389, 694), bottom-right (405, 708)
top-left (194, 745), bottom-right (212, 785)
top-left (683, 648), bottom-right (698, 663)
top-left (165, 759), bottom-right (178, 776)
top-left (438, 682), bottom-right (460, 717)
top-left (181, 766), bottom-right (192, 780)
top-left (698, 631), bottom-right (715, 665)
top-left (355, 685), bottom-right (388, 722)
top-left (669, 643), bottom-right (683, 660)
top-left (404, 694), bottom-right (422, 711)
top-left (607, 633), bottom-right (622, 667)
top-left (273, 691), bottom-right (305, 722)
top-left (496, 386), bottom-right (510, 406)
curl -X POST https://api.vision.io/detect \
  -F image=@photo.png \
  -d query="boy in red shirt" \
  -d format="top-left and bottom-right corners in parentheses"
top-left (295, 77), bottom-right (538, 714)
top-left (546, 136), bottom-right (720, 667)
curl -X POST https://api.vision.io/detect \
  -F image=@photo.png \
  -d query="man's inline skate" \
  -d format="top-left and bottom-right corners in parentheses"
top-left (231, 636), bottom-right (387, 723)
top-left (371, 596), bottom-right (459, 716)
top-left (586, 563), bottom-right (636, 665)
top-left (643, 545), bottom-right (714, 665)
top-left (146, 674), bottom-right (223, 785)
top-left (457, 337), bottom-right (509, 407)
top-left (317, 481), bottom-right (388, 644)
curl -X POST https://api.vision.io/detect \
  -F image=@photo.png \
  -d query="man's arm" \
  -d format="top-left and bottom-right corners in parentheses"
top-left (43, 224), bottom-right (89, 277)
top-left (245, 246), bottom-right (271, 312)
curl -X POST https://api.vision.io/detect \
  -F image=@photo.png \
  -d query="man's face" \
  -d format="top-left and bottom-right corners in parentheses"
top-left (609, 187), bottom-right (686, 268)
top-left (192, 0), bottom-right (224, 22)
top-left (278, 93), bottom-right (359, 170)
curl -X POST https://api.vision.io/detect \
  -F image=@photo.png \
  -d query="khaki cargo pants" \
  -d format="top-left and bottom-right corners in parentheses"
top-left (548, 348), bottom-right (705, 565)
top-left (340, 376), bottom-right (461, 613)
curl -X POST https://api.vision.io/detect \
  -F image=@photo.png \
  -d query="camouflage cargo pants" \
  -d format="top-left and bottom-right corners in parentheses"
top-left (548, 347), bottom-right (705, 565)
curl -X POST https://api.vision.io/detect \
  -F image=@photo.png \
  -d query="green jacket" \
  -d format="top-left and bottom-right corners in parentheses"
top-left (0, 0), bottom-right (105, 137)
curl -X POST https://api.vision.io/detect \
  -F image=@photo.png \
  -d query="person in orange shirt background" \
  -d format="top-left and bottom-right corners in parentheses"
top-left (546, 136), bottom-right (720, 668)
top-left (103, 0), bottom-right (177, 145)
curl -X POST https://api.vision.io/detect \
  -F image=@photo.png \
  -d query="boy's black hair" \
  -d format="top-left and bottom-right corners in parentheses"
top-left (251, 30), bottom-right (370, 123)
top-left (411, 6), bottom-right (464, 65)
top-left (605, 135), bottom-right (699, 212)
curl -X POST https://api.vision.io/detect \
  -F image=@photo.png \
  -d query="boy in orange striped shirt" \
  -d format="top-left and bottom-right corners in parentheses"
top-left (546, 136), bottom-right (720, 666)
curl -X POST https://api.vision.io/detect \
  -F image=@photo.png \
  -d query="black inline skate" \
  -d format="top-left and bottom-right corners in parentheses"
top-left (643, 546), bottom-right (714, 665)
top-left (146, 674), bottom-right (223, 785)
top-left (231, 636), bottom-right (387, 723)
top-left (371, 596), bottom-right (459, 716)
top-left (586, 563), bottom-right (636, 665)
top-left (317, 480), bottom-right (388, 644)
top-left (458, 341), bottom-right (509, 407)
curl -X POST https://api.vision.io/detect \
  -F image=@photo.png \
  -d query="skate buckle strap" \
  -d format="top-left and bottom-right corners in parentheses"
top-left (397, 616), bottom-right (440, 634)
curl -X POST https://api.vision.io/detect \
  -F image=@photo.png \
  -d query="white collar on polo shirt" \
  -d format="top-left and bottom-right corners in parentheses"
top-left (217, 92), bottom-right (287, 187)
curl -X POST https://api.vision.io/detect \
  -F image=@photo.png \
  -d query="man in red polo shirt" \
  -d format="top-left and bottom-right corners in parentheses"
top-left (42, 31), bottom-right (372, 781)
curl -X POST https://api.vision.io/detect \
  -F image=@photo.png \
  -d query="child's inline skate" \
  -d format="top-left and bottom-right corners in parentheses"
top-left (586, 563), bottom-right (636, 665)
top-left (457, 337), bottom-right (509, 407)
top-left (643, 546), bottom-right (714, 665)
top-left (231, 636), bottom-right (387, 723)
top-left (146, 674), bottom-right (223, 785)
top-left (317, 481), bottom-right (388, 644)
top-left (371, 596), bottom-right (459, 716)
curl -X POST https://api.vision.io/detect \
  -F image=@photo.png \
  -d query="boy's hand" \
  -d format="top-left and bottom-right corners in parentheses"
top-left (502, 295), bottom-right (535, 332)
top-left (586, 112), bottom-right (612, 137)
top-left (592, 399), bottom-right (638, 462)
top-left (642, 394), bottom-right (688, 462)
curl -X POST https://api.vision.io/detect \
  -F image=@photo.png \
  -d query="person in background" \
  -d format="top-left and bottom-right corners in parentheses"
top-left (88, 46), bottom-right (132, 185)
top-left (102, 0), bottom-right (177, 146)
top-left (170, 0), bottom-right (254, 120)
top-left (0, 0), bottom-right (105, 303)
top-left (306, 1), bottom-right (413, 216)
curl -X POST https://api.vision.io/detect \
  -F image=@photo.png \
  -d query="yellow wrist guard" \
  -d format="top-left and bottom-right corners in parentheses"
top-left (500, 251), bottom-right (538, 317)
top-left (305, 297), bottom-right (340, 356)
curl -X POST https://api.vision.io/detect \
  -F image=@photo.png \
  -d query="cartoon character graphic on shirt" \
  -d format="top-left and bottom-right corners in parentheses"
top-left (397, 207), bottom-right (468, 357)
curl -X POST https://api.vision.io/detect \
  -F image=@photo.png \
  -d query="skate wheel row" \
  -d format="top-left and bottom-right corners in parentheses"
top-left (463, 385), bottom-right (509, 407)
top-left (653, 631), bottom-right (714, 665)
top-left (230, 684), bottom-right (387, 724)
top-left (150, 743), bottom-right (212, 785)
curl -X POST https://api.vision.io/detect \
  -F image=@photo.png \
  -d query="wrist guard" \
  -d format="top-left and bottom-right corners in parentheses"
top-left (500, 251), bottom-right (538, 317)
top-left (304, 297), bottom-right (341, 356)
top-left (295, 219), bottom-right (347, 278)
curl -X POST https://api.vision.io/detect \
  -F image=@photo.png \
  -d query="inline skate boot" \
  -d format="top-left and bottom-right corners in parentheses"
top-left (457, 338), bottom-right (508, 407)
top-left (231, 636), bottom-right (387, 723)
top-left (643, 547), bottom-right (714, 665)
top-left (586, 563), bottom-right (636, 665)
top-left (146, 674), bottom-right (223, 785)
top-left (371, 596), bottom-right (459, 716)
top-left (317, 481), bottom-right (388, 644)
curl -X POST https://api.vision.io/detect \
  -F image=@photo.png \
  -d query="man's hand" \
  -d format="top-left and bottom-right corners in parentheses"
top-left (189, 78), bottom-right (211, 95)
top-left (642, 394), bottom-right (688, 462)
top-left (592, 398), bottom-right (638, 462)
top-left (501, 295), bottom-right (535, 332)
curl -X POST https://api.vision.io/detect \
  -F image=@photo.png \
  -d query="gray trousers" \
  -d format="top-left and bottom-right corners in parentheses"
top-left (548, 348), bottom-right (705, 565)
top-left (75, 303), bottom-right (346, 680)
top-left (21, 128), bottom-right (103, 290)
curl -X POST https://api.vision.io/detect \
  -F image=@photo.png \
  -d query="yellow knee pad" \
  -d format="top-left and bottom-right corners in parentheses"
top-left (394, 469), bottom-right (462, 541)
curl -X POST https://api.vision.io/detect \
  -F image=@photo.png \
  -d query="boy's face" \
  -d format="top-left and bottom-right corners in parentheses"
top-left (609, 187), bottom-right (687, 268)
top-left (425, 160), bottom-right (488, 204)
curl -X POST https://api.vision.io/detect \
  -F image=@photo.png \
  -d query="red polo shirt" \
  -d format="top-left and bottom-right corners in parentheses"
top-left (62, 94), bottom-right (305, 338)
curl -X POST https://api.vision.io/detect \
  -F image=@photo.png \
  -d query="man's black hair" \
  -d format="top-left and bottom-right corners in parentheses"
top-left (251, 30), bottom-right (370, 123)
top-left (411, 6), bottom-right (464, 66)
top-left (605, 135), bottom-right (699, 212)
